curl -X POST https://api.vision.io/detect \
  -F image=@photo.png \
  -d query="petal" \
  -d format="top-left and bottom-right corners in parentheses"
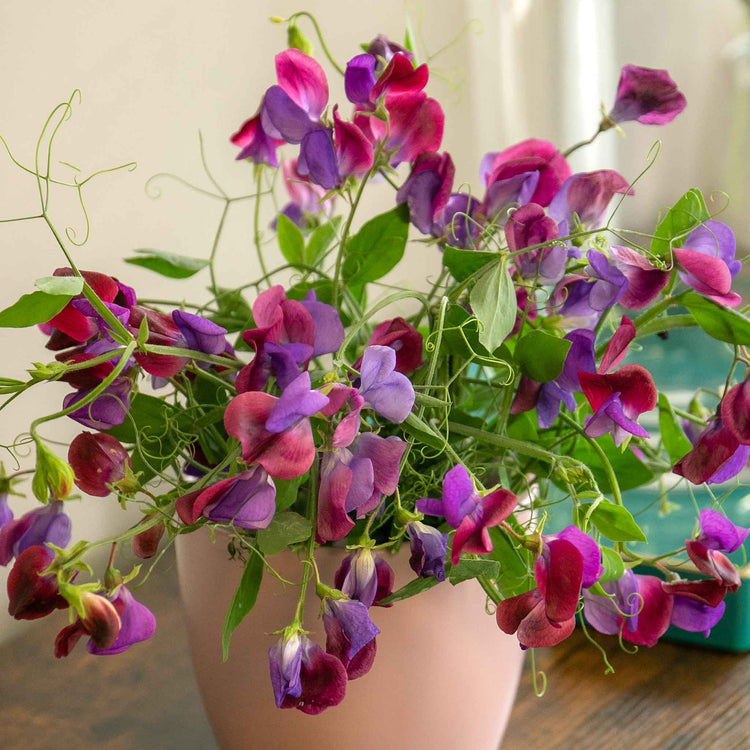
top-left (275, 49), bottom-right (328, 119)
top-left (670, 597), bottom-right (725, 637)
top-left (621, 575), bottom-right (673, 647)
top-left (556, 526), bottom-right (604, 588)
top-left (698, 508), bottom-right (749, 553)
top-left (298, 128), bottom-right (340, 190)
top-left (495, 589), bottom-right (541, 636)
top-left (536, 538), bottom-right (583, 623)
top-left (261, 85), bottom-right (313, 144)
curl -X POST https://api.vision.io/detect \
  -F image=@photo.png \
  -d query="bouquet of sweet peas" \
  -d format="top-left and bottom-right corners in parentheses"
top-left (1, 14), bottom-right (748, 714)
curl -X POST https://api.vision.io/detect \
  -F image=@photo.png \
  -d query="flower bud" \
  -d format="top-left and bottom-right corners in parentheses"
top-left (68, 432), bottom-right (130, 497)
top-left (7, 545), bottom-right (68, 620)
top-left (131, 519), bottom-right (165, 559)
top-left (79, 592), bottom-right (122, 650)
top-left (32, 441), bottom-right (75, 502)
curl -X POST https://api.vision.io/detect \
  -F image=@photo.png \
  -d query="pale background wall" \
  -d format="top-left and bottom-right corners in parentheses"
top-left (0, 0), bottom-right (747, 641)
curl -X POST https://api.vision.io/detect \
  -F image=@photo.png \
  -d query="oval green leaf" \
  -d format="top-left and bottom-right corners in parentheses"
top-left (0, 291), bottom-right (72, 328)
top-left (515, 331), bottom-right (571, 383)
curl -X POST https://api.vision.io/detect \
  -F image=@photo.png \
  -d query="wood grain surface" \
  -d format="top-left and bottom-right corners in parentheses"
top-left (0, 551), bottom-right (747, 749)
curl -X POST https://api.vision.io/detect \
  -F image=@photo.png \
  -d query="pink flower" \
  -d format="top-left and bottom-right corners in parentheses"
top-left (608, 65), bottom-right (686, 126)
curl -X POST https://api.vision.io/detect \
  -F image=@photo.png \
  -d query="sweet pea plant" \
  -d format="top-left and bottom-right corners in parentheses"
top-left (1, 16), bottom-right (749, 714)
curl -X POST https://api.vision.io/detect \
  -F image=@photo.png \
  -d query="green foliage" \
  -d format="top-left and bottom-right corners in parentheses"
top-left (305, 217), bottom-right (341, 266)
top-left (515, 331), bottom-right (571, 383)
top-left (448, 557), bottom-right (500, 585)
top-left (0, 291), bottom-right (72, 328)
top-left (276, 213), bottom-right (306, 266)
top-left (256, 511), bottom-right (312, 555)
top-left (210, 288), bottom-right (254, 333)
top-left (683, 293), bottom-right (750, 346)
top-left (583, 500), bottom-right (647, 543)
top-left (657, 392), bottom-right (692, 463)
top-left (274, 474), bottom-right (306, 512)
top-left (222, 549), bottom-right (264, 661)
top-left (443, 247), bottom-right (496, 282)
top-left (570, 434), bottom-right (654, 493)
top-left (470, 257), bottom-right (516, 354)
top-left (125, 248), bottom-right (209, 278)
top-left (487, 527), bottom-right (534, 599)
top-left (342, 204), bottom-right (409, 285)
top-left (599, 546), bottom-right (625, 583)
top-left (35, 275), bottom-right (83, 295)
top-left (377, 575), bottom-right (440, 605)
top-left (651, 188), bottom-right (710, 259)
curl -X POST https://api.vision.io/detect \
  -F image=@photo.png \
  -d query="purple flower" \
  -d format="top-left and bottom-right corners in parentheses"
top-left (265, 372), bottom-right (329, 434)
top-left (480, 171), bottom-right (540, 225)
top-left (231, 110), bottom-right (284, 167)
top-left (416, 465), bottom-right (517, 564)
top-left (323, 598), bottom-right (379, 679)
top-left (583, 570), bottom-right (674, 646)
top-left (358, 345), bottom-right (415, 423)
top-left (505, 203), bottom-right (564, 284)
top-left (299, 289), bottom-right (345, 357)
top-left (345, 54), bottom-right (378, 105)
top-left (607, 65), bottom-right (686, 126)
top-left (172, 310), bottom-right (228, 355)
top-left (88, 585), bottom-right (156, 655)
top-left (0, 486), bottom-right (12, 531)
top-left (0, 501), bottom-right (71, 566)
top-left (63, 378), bottom-right (131, 430)
top-left (334, 548), bottom-right (395, 607)
top-left (406, 521), bottom-right (448, 581)
top-left (670, 596), bottom-right (726, 638)
top-left (268, 632), bottom-right (304, 707)
top-left (272, 634), bottom-right (347, 714)
top-left (396, 151), bottom-right (455, 235)
top-left (175, 465), bottom-right (276, 530)
top-left (609, 245), bottom-right (670, 310)
top-left (433, 193), bottom-right (482, 249)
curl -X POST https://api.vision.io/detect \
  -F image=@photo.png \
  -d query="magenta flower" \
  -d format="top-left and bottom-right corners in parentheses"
top-left (416, 465), bottom-right (517, 565)
top-left (580, 364), bottom-right (657, 447)
top-left (607, 65), bottom-right (686, 126)
top-left (231, 109), bottom-right (284, 167)
top-left (334, 548), bottom-right (395, 607)
top-left (68, 432), bottom-right (130, 497)
top-left (317, 433), bottom-right (406, 543)
top-left (366, 317), bottom-right (423, 375)
top-left (722, 374), bottom-right (750, 445)
top-left (127, 306), bottom-right (188, 378)
top-left (224, 391), bottom-right (318, 480)
top-left (480, 139), bottom-right (571, 208)
top-left (548, 170), bottom-right (632, 229)
top-left (176, 465), bottom-right (276, 530)
top-left (673, 416), bottom-right (750, 485)
top-left (7, 545), bottom-right (68, 620)
top-left (272, 633), bottom-right (347, 714)
top-left (332, 106), bottom-right (374, 179)
top-left (674, 220), bottom-right (741, 307)
top-left (609, 245), bottom-right (670, 310)
top-left (684, 509), bottom-right (748, 594)
top-left (583, 570), bottom-right (674, 647)
top-left (505, 203), bottom-right (564, 284)
top-left (496, 537), bottom-right (584, 648)
top-left (396, 151), bottom-right (455, 234)
top-left (0, 501), bottom-right (71, 566)
top-left (405, 521), bottom-right (448, 581)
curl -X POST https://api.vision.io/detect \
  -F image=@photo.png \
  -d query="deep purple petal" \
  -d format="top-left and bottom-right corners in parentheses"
top-left (345, 54), bottom-right (377, 105)
top-left (265, 372), bottom-right (329, 433)
top-left (261, 85), bottom-right (314, 143)
top-left (88, 586), bottom-right (156, 655)
top-left (556, 526), bottom-right (604, 588)
top-left (301, 290), bottom-right (345, 356)
top-left (172, 310), bottom-right (227, 355)
top-left (298, 128), bottom-right (340, 190)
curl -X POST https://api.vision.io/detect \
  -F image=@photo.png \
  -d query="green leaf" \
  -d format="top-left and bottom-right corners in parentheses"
top-left (443, 247), bottom-right (496, 282)
top-left (469, 258), bottom-right (515, 354)
top-left (599, 546), bottom-right (625, 584)
top-left (487, 527), bottom-right (534, 599)
top-left (276, 213), bottom-right (305, 266)
top-left (657, 392), bottom-right (692, 463)
top-left (256, 511), bottom-right (312, 555)
top-left (403, 412), bottom-right (447, 451)
top-left (125, 249), bottom-right (210, 279)
top-left (586, 500), bottom-right (647, 543)
top-left (211, 287), bottom-right (253, 334)
top-left (0, 291), bottom-right (72, 328)
top-left (222, 550), bottom-right (264, 661)
top-left (377, 575), bottom-right (440, 605)
top-left (448, 558), bottom-right (500, 585)
top-left (651, 188), bottom-right (710, 259)
top-left (515, 331), bottom-right (571, 383)
top-left (305, 217), bottom-right (341, 266)
top-left (682, 293), bottom-right (750, 346)
top-left (342, 204), bottom-right (409, 285)
top-left (274, 474), bottom-right (306, 512)
top-left (35, 275), bottom-right (84, 295)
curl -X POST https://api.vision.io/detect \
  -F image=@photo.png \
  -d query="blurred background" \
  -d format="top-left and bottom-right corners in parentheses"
top-left (0, 0), bottom-right (748, 644)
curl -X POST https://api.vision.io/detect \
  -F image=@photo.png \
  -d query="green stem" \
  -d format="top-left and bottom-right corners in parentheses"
top-left (253, 168), bottom-right (270, 285)
top-left (561, 125), bottom-right (604, 159)
top-left (289, 12), bottom-right (345, 75)
top-left (208, 199), bottom-right (231, 296)
top-left (294, 457), bottom-right (319, 625)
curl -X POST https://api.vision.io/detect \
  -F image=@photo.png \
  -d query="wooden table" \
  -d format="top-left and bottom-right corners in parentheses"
top-left (1, 551), bottom-right (747, 749)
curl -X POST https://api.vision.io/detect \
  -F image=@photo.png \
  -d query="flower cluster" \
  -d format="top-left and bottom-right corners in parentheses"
top-left (0, 18), bottom-right (747, 715)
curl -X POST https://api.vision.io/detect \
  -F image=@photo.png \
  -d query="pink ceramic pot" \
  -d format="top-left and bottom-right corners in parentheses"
top-left (176, 529), bottom-right (525, 750)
